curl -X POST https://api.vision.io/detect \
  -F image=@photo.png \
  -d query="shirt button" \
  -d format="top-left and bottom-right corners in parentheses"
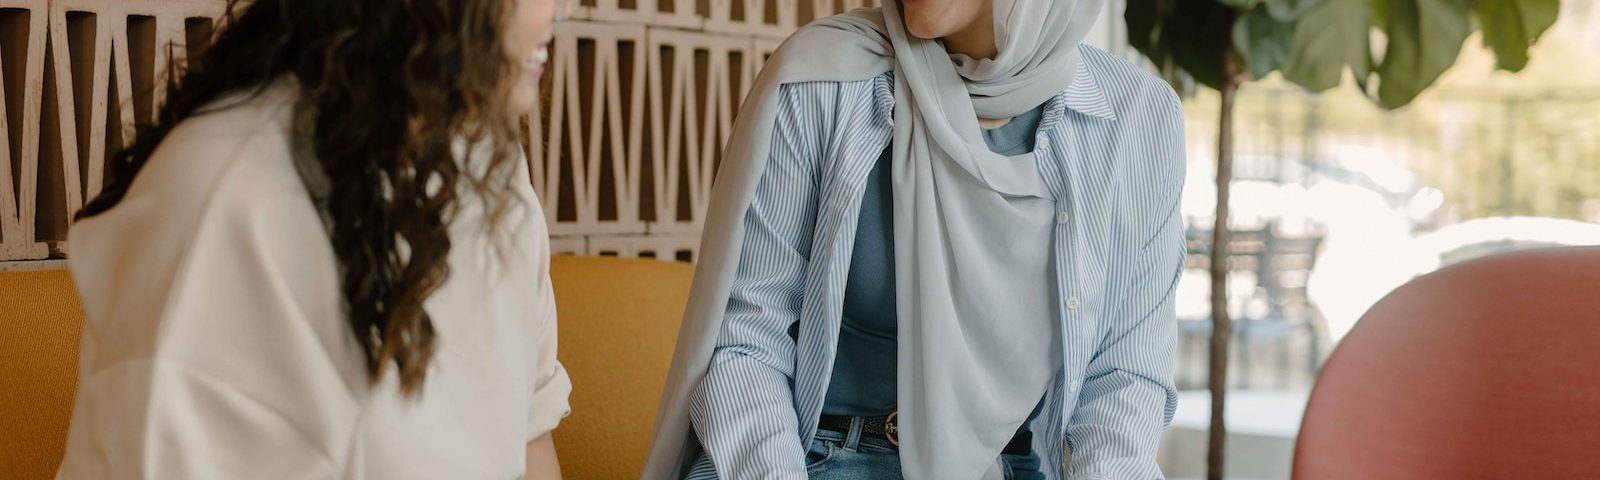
top-left (1069, 380), bottom-right (1081, 393)
top-left (1066, 296), bottom-right (1081, 310)
top-left (1056, 212), bottom-right (1070, 224)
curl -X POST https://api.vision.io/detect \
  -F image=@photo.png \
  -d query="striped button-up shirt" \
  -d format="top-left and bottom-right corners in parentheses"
top-left (687, 45), bottom-right (1186, 480)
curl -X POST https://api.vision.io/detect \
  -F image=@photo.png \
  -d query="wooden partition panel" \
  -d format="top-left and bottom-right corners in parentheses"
top-left (0, 0), bottom-right (878, 267)
top-left (522, 0), bottom-right (880, 261)
top-left (0, 0), bottom-right (224, 266)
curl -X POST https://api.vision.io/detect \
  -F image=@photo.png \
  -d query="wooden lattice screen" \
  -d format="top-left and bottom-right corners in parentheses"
top-left (1, 0), bottom-right (226, 270)
top-left (1, 0), bottom-right (1135, 270)
top-left (533, 0), bottom-right (885, 261)
top-left (0, 0), bottom-right (890, 270)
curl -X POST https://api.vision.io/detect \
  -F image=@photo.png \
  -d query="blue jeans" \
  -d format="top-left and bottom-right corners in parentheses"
top-left (686, 417), bottom-right (1046, 479)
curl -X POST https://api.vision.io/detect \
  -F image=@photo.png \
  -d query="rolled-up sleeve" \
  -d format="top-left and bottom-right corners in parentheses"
top-left (527, 218), bottom-right (573, 440)
top-left (525, 288), bottom-right (573, 439)
top-left (687, 81), bottom-right (827, 479)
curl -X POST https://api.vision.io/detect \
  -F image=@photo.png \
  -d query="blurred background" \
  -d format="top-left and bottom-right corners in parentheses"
top-left (1, 0), bottom-right (1596, 478)
top-left (1147, 1), bottom-right (1600, 478)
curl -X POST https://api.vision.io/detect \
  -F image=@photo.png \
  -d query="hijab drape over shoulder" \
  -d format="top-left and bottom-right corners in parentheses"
top-left (643, 2), bottom-right (1105, 478)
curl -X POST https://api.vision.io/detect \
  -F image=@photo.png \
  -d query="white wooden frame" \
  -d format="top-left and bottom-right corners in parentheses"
top-left (1, 0), bottom-right (892, 266)
top-left (1, 0), bottom-right (224, 262)
top-left (0, 0), bottom-right (51, 261)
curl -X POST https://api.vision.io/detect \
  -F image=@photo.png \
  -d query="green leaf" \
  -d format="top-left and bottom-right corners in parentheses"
top-left (1370, 0), bottom-right (1388, 29)
top-left (1218, 0), bottom-right (1262, 10)
top-left (1124, 0), bottom-right (1167, 57)
top-left (1233, 6), bottom-right (1298, 79)
top-left (1165, 0), bottom-right (1239, 90)
top-left (1475, 0), bottom-right (1560, 72)
top-left (1281, 0), bottom-right (1371, 92)
top-left (1263, 0), bottom-right (1328, 20)
top-left (1125, 0), bottom-right (1201, 94)
top-left (1374, 0), bottom-right (1473, 109)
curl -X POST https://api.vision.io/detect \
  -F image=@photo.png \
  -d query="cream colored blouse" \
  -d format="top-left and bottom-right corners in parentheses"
top-left (56, 81), bottom-right (571, 479)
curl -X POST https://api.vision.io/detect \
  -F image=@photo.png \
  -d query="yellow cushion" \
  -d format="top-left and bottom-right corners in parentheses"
top-left (0, 270), bottom-right (83, 480)
top-left (549, 256), bottom-right (691, 479)
top-left (0, 256), bottom-right (689, 480)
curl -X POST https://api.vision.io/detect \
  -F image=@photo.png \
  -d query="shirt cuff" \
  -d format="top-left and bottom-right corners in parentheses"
top-left (527, 362), bottom-right (573, 440)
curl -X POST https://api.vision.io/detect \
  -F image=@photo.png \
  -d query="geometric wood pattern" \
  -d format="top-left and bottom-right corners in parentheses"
top-left (1, 0), bottom-right (54, 261)
top-left (1, 0), bottom-right (223, 261)
top-left (0, 0), bottom-right (884, 264)
top-left (0, 0), bottom-right (889, 264)
top-left (533, 0), bottom-right (879, 261)
top-left (1, 1), bottom-right (1132, 266)
top-left (0, 0), bottom-right (1174, 268)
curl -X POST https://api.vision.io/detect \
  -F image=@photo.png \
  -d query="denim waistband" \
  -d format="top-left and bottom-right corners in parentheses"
top-left (814, 416), bottom-right (899, 452)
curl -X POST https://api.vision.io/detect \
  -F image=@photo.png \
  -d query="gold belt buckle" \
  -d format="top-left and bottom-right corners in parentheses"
top-left (885, 411), bottom-right (900, 447)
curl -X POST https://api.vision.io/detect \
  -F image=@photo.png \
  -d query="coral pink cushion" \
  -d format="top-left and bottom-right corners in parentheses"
top-left (1294, 247), bottom-right (1600, 479)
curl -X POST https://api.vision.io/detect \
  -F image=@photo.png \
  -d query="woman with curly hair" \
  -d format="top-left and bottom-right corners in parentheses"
top-left (55, 0), bottom-right (572, 478)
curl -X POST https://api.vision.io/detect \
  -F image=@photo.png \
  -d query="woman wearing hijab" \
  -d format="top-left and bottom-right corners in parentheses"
top-left (56, 0), bottom-right (573, 478)
top-left (645, 0), bottom-right (1185, 478)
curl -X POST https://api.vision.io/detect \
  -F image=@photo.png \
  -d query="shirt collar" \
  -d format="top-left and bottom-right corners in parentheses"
top-left (1055, 59), bottom-right (1118, 121)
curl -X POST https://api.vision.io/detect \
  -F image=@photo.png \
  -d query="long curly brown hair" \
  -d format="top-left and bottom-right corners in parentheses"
top-left (76, 0), bottom-right (527, 396)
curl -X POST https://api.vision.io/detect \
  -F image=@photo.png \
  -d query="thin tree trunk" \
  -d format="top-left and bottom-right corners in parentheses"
top-left (1207, 52), bottom-right (1241, 480)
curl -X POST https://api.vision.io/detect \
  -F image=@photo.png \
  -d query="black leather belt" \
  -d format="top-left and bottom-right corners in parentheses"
top-left (817, 412), bottom-right (1034, 456)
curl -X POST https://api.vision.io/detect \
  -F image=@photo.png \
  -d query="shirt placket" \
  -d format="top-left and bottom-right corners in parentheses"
top-left (1035, 96), bottom-right (1091, 413)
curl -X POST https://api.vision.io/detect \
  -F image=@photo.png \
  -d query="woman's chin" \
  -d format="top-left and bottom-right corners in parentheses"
top-left (904, 17), bottom-right (953, 40)
top-left (508, 83), bottom-right (539, 117)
